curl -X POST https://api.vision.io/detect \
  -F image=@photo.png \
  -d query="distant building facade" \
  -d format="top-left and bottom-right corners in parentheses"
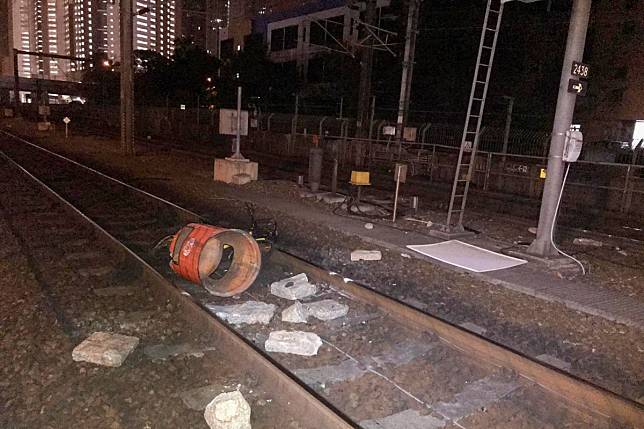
top-left (176, 0), bottom-right (228, 55)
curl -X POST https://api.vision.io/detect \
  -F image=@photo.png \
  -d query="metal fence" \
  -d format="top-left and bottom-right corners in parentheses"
top-left (247, 131), bottom-right (644, 217)
top-left (255, 112), bottom-right (551, 157)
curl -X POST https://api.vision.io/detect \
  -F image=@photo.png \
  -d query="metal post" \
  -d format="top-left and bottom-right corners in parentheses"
top-left (368, 96), bottom-right (376, 141)
top-left (13, 49), bottom-right (20, 112)
top-left (528, 0), bottom-right (591, 257)
top-left (234, 86), bottom-right (243, 158)
top-left (501, 96), bottom-right (514, 158)
top-left (355, 0), bottom-right (376, 138)
top-left (120, 0), bottom-right (135, 155)
top-left (196, 94), bottom-right (200, 139)
top-left (394, 0), bottom-right (420, 149)
top-left (291, 93), bottom-right (299, 144)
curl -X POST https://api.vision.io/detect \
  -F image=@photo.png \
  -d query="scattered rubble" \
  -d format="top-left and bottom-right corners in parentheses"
top-left (270, 273), bottom-right (317, 300)
top-left (351, 250), bottom-right (382, 261)
top-left (400, 253), bottom-right (411, 259)
top-left (265, 330), bottom-right (323, 356)
top-left (306, 300), bottom-right (349, 321)
top-left (206, 301), bottom-right (276, 325)
top-left (364, 222), bottom-right (374, 230)
top-left (72, 331), bottom-right (139, 367)
top-left (282, 299), bottom-right (349, 323)
top-left (281, 301), bottom-right (308, 323)
top-left (204, 390), bottom-right (251, 429)
top-left (573, 238), bottom-right (603, 247)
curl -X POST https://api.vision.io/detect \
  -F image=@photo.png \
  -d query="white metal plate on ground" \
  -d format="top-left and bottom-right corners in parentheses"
top-left (407, 240), bottom-right (527, 272)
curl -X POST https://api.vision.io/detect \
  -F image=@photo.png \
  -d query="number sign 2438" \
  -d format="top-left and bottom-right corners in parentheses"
top-left (572, 61), bottom-right (589, 79)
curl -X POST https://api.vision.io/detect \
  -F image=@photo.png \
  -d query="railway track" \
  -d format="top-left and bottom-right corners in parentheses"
top-left (0, 130), bottom-right (642, 428)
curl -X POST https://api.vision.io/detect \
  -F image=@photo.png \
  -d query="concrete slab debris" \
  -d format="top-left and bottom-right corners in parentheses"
top-left (536, 354), bottom-right (572, 371)
top-left (72, 332), bottom-right (139, 367)
top-left (270, 273), bottom-right (317, 300)
top-left (281, 301), bottom-right (308, 323)
top-left (305, 299), bottom-right (349, 321)
top-left (206, 301), bottom-right (276, 325)
top-left (364, 222), bottom-right (374, 230)
top-left (295, 339), bottom-right (437, 387)
top-left (528, 227), bottom-right (538, 234)
top-left (180, 384), bottom-right (222, 411)
top-left (93, 286), bottom-right (136, 297)
top-left (265, 330), bottom-right (323, 356)
top-left (282, 299), bottom-right (349, 324)
top-left (204, 390), bottom-right (251, 429)
top-left (351, 250), bottom-right (382, 261)
top-left (573, 238), bottom-right (603, 247)
top-left (360, 409), bottom-right (446, 429)
top-left (144, 343), bottom-right (215, 361)
top-left (432, 375), bottom-right (521, 421)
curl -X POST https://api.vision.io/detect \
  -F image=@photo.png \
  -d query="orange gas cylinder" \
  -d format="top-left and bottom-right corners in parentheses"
top-left (169, 223), bottom-right (261, 297)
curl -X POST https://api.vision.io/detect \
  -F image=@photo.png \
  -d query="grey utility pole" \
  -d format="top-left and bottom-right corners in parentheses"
top-left (394, 0), bottom-right (421, 147)
top-left (120, 0), bottom-right (135, 156)
top-left (355, 0), bottom-right (377, 139)
top-left (528, 0), bottom-right (591, 256)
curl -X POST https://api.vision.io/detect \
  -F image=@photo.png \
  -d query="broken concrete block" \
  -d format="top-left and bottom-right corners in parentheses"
top-left (265, 330), bottom-right (323, 356)
top-left (305, 299), bottom-right (349, 321)
top-left (270, 273), bottom-right (317, 300)
top-left (364, 223), bottom-right (374, 230)
top-left (528, 227), bottom-right (538, 235)
top-left (350, 250), bottom-right (382, 261)
top-left (573, 238), bottom-right (603, 247)
top-left (206, 301), bottom-right (276, 325)
top-left (282, 301), bottom-right (308, 323)
top-left (72, 332), bottom-right (139, 367)
top-left (204, 390), bottom-right (251, 429)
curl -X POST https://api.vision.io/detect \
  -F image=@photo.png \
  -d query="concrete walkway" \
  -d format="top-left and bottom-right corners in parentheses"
top-left (211, 185), bottom-right (644, 330)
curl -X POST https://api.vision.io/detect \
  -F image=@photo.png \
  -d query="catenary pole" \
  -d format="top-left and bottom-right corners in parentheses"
top-left (120, 0), bottom-right (135, 155)
top-left (528, 0), bottom-right (592, 256)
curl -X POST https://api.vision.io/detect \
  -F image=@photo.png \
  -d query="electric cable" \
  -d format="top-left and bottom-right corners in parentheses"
top-left (550, 163), bottom-right (587, 275)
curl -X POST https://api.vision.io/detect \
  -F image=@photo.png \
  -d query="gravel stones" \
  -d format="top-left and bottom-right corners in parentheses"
top-left (204, 391), bottom-right (251, 429)
top-left (206, 301), bottom-right (276, 325)
top-left (265, 331), bottom-right (323, 356)
top-left (270, 273), bottom-right (317, 300)
top-left (72, 332), bottom-right (139, 367)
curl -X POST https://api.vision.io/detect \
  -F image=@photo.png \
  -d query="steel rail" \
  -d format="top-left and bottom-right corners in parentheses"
top-left (0, 145), bottom-right (356, 429)
top-left (1, 130), bottom-right (642, 427)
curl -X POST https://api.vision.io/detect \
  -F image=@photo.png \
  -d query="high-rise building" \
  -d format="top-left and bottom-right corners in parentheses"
top-left (9, 0), bottom-right (69, 79)
top-left (107, 0), bottom-right (177, 61)
top-left (176, 0), bottom-right (228, 55)
top-left (0, 0), bottom-right (13, 76)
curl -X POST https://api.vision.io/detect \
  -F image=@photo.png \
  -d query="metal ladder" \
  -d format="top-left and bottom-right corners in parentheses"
top-left (446, 0), bottom-right (504, 229)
